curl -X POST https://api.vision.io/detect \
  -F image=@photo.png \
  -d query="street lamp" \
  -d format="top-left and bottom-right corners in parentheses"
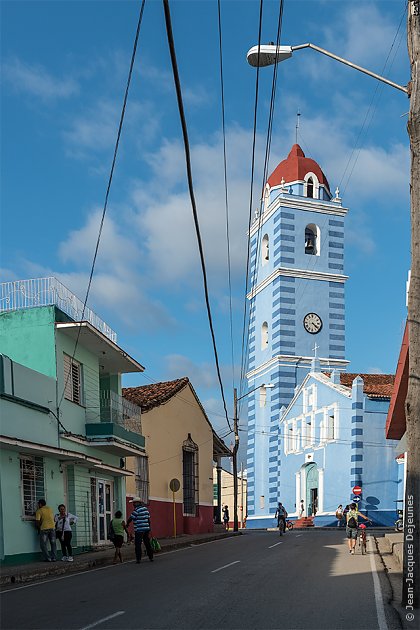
top-left (246, 19), bottom-right (419, 609)
top-left (232, 383), bottom-right (274, 532)
top-left (246, 43), bottom-right (408, 93)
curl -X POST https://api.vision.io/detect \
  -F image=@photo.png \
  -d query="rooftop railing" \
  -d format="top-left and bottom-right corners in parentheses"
top-left (0, 277), bottom-right (116, 343)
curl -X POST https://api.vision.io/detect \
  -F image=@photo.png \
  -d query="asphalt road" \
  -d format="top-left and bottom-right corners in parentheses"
top-left (0, 530), bottom-right (400, 630)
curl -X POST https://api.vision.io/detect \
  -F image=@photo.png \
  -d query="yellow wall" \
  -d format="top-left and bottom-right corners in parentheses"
top-left (213, 467), bottom-right (247, 527)
top-left (127, 384), bottom-right (214, 508)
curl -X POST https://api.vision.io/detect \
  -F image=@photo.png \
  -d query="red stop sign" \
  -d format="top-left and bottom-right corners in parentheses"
top-left (353, 485), bottom-right (362, 495)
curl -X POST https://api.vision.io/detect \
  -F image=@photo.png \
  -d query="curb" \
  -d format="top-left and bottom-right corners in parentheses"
top-left (0, 532), bottom-right (240, 587)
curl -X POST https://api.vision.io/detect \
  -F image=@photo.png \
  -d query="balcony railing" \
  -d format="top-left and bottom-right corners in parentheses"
top-left (99, 390), bottom-right (142, 435)
top-left (0, 277), bottom-right (116, 343)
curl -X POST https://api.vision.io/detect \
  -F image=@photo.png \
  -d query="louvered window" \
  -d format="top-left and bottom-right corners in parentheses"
top-left (20, 456), bottom-right (45, 518)
top-left (63, 353), bottom-right (83, 405)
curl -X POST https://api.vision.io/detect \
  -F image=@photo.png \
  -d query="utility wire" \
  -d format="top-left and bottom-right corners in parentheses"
top-left (217, 0), bottom-right (235, 394)
top-left (239, 0), bottom-right (264, 397)
top-left (57, 0), bottom-right (147, 414)
top-left (162, 0), bottom-right (232, 433)
top-left (239, 0), bottom-right (285, 408)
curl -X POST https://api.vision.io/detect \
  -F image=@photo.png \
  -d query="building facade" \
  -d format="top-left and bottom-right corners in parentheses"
top-left (0, 277), bottom-right (146, 563)
top-left (246, 145), bottom-right (350, 528)
top-left (123, 378), bottom-right (231, 539)
top-left (279, 369), bottom-right (399, 526)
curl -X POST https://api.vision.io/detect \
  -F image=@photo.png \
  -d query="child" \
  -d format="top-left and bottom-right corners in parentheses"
top-left (110, 510), bottom-right (130, 564)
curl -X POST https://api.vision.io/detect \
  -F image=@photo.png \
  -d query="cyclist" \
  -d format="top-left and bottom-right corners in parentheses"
top-left (346, 502), bottom-right (371, 554)
top-left (275, 502), bottom-right (288, 535)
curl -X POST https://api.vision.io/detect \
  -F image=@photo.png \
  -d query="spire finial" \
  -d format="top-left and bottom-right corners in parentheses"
top-left (295, 110), bottom-right (301, 144)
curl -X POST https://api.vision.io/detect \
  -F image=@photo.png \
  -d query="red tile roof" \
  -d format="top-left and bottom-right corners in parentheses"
top-left (267, 144), bottom-right (330, 191)
top-left (324, 372), bottom-right (395, 398)
top-left (123, 377), bottom-right (190, 412)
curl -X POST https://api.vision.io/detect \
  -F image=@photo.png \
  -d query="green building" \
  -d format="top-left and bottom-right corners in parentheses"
top-left (0, 277), bottom-right (145, 564)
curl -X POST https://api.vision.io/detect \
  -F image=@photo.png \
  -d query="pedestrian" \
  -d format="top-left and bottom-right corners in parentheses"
top-left (109, 510), bottom-right (129, 564)
top-left (275, 502), bottom-right (288, 533)
top-left (126, 497), bottom-right (154, 564)
top-left (54, 504), bottom-right (77, 562)
top-left (335, 504), bottom-right (344, 527)
top-left (222, 505), bottom-right (230, 531)
top-left (35, 499), bottom-right (57, 562)
top-left (299, 499), bottom-right (305, 518)
top-left (346, 502), bottom-right (371, 554)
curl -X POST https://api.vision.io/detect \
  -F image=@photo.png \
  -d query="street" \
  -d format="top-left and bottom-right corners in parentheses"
top-left (0, 530), bottom-right (400, 630)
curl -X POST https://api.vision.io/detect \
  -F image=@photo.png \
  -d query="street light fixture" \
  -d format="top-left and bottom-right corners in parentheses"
top-left (232, 383), bottom-right (274, 532)
top-left (246, 22), bottom-right (419, 609)
top-left (246, 43), bottom-right (408, 94)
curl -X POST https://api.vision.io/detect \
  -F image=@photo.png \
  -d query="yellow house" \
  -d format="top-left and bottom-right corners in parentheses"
top-left (123, 378), bottom-right (230, 538)
top-left (213, 467), bottom-right (248, 529)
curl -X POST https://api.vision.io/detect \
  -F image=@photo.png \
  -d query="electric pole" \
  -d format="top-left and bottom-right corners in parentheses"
top-left (403, 0), bottom-right (420, 610)
top-left (233, 388), bottom-right (239, 532)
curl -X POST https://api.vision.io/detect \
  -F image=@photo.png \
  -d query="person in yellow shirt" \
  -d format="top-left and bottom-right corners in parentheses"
top-left (35, 499), bottom-right (57, 562)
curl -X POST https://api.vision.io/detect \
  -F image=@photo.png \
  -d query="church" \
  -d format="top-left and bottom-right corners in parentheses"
top-left (245, 145), bottom-right (399, 528)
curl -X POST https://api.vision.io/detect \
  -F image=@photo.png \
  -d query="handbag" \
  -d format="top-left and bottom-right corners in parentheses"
top-left (150, 537), bottom-right (161, 552)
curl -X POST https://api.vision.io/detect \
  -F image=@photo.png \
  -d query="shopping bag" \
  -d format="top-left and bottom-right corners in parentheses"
top-left (150, 537), bottom-right (161, 552)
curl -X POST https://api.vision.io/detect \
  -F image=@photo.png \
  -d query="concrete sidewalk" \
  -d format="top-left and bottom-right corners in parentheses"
top-left (0, 531), bottom-right (240, 587)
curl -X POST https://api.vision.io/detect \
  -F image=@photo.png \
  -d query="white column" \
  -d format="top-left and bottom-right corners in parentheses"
top-left (318, 468), bottom-right (324, 514)
top-left (295, 472), bottom-right (301, 516)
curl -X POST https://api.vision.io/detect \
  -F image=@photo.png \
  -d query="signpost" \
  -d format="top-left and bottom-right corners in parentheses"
top-left (169, 478), bottom-right (180, 538)
top-left (352, 485), bottom-right (362, 496)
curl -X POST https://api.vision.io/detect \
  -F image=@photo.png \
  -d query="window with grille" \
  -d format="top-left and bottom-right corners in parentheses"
top-left (63, 353), bottom-right (83, 405)
top-left (182, 434), bottom-right (199, 516)
top-left (20, 456), bottom-right (45, 518)
top-left (135, 456), bottom-right (149, 503)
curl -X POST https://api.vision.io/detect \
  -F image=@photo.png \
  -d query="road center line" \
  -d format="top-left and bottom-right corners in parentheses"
top-left (79, 611), bottom-right (125, 630)
top-left (211, 560), bottom-right (240, 573)
top-left (368, 538), bottom-right (387, 630)
top-left (268, 541), bottom-right (284, 548)
top-left (295, 534), bottom-right (303, 537)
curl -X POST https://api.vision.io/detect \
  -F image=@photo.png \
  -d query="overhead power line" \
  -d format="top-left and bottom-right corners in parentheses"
top-left (217, 0), bottom-right (235, 394)
top-left (57, 0), bottom-right (147, 414)
top-left (162, 0), bottom-right (232, 433)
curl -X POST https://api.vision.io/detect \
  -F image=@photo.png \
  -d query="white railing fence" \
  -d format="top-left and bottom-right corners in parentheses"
top-left (0, 277), bottom-right (116, 342)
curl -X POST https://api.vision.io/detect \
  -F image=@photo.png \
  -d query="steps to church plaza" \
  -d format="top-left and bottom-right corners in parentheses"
top-left (0, 531), bottom-right (240, 587)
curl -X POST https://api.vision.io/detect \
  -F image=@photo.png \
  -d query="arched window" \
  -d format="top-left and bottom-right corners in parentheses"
top-left (262, 234), bottom-right (269, 265)
top-left (304, 172), bottom-right (319, 199)
top-left (305, 224), bottom-right (320, 255)
top-left (261, 322), bottom-right (269, 350)
top-left (307, 177), bottom-right (314, 198)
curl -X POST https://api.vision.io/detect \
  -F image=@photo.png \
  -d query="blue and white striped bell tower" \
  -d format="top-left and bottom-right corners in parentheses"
top-left (245, 144), bottom-right (349, 528)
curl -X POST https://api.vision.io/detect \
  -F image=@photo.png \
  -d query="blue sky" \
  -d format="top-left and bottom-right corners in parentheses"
top-left (1, 0), bottom-right (410, 451)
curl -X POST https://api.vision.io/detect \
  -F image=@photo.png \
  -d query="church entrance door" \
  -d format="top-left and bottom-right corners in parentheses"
top-left (305, 463), bottom-right (319, 517)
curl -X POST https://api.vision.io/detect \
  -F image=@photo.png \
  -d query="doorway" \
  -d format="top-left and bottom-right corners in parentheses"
top-left (305, 463), bottom-right (319, 516)
top-left (96, 480), bottom-right (113, 543)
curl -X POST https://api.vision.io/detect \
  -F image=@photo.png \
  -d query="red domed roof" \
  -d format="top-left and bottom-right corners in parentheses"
top-left (267, 144), bottom-right (330, 192)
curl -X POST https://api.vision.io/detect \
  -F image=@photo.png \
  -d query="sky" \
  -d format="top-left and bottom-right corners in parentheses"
top-left (1, 0), bottom-right (411, 459)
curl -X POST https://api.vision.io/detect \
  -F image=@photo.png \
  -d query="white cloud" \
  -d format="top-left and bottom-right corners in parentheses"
top-left (2, 57), bottom-right (79, 100)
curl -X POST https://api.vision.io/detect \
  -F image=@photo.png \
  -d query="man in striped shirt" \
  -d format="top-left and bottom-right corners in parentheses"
top-left (127, 498), bottom-right (154, 563)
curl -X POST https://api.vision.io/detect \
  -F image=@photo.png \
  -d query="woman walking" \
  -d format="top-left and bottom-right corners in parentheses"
top-left (110, 510), bottom-right (130, 564)
top-left (54, 504), bottom-right (77, 562)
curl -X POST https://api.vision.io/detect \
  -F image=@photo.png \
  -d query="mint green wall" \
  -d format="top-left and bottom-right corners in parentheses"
top-left (0, 451), bottom-right (64, 559)
top-left (0, 307), bottom-right (57, 378)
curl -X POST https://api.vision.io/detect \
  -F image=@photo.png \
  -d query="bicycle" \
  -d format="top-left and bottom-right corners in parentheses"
top-left (358, 524), bottom-right (368, 554)
top-left (285, 519), bottom-right (294, 531)
top-left (395, 509), bottom-right (403, 532)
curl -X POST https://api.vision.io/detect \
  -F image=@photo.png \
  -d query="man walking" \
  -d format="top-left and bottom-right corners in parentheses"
top-left (35, 499), bottom-right (57, 562)
top-left (275, 502), bottom-right (287, 534)
top-left (127, 497), bottom-right (154, 564)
